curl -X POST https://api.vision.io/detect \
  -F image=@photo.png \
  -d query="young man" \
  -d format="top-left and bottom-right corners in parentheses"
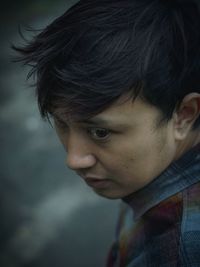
top-left (15, 0), bottom-right (200, 266)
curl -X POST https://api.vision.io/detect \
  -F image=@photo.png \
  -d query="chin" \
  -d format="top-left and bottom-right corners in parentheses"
top-left (93, 188), bottom-right (127, 200)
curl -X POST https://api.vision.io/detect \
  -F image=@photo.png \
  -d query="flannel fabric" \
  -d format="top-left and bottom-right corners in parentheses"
top-left (107, 144), bottom-right (200, 267)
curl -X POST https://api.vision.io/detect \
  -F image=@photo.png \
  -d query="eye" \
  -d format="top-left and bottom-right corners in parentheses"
top-left (88, 127), bottom-right (111, 141)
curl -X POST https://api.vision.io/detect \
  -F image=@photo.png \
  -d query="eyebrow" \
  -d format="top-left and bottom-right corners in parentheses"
top-left (81, 117), bottom-right (127, 128)
top-left (81, 117), bottom-right (110, 125)
top-left (53, 114), bottom-right (128, 129)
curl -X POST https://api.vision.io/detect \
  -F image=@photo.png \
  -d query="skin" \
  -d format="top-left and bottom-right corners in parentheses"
top-left (53, 94), bottom-right (200, 199)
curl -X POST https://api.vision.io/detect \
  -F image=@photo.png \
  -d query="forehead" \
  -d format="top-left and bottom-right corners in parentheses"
top-left (91, 96), bottom-right (162, 123)
top-left (53, 95), bottom-right (162, 127)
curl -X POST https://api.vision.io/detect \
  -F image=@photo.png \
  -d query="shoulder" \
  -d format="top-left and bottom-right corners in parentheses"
top-left (180, 182), bottom-right (200, 266)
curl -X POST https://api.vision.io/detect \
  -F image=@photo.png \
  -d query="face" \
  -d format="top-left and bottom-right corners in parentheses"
top-left (53, 96), bottom-right (178, 199)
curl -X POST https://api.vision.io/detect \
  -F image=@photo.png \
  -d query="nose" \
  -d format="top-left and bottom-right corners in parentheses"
top-left (65, 134), bottom-right (97, 171)
top-left (66, 154), bottom-right (96, 171)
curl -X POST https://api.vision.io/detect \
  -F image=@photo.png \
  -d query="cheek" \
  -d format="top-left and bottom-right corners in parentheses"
top-left (101, 146), bottom-right (141, 176)
top-left (106, 131), bottom-right (173, 179)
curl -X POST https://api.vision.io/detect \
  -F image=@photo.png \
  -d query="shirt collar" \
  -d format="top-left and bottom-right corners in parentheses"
top-left (122, 144), bottom-right (200, 220)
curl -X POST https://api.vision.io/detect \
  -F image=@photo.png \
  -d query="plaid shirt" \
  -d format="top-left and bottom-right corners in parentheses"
top-left (107, 144), bottom-right (200, 267)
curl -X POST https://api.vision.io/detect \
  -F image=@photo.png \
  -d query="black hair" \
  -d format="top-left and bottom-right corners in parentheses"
top-left (13, 0), bottom-right (200, 128)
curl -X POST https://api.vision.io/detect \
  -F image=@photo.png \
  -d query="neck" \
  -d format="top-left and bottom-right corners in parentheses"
top-left (175, 130), bottom-right (200, 161)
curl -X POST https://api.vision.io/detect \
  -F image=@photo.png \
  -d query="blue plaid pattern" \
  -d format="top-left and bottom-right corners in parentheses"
top-left (107, 144), bottom-right (200, 267)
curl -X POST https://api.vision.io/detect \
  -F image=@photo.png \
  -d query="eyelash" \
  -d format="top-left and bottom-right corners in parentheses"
top-left (87, 127), bottom-right (111, 142)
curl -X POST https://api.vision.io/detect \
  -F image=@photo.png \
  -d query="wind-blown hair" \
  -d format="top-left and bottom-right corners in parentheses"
top-left (14, 0), bottom-right (200, 128)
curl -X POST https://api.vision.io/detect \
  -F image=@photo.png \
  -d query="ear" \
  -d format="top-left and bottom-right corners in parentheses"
top-left (173, 93), bottom-right (200, 140)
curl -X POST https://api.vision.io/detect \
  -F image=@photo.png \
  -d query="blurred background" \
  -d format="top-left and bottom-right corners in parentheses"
top-left (0, 1), bottom-right (120, 266)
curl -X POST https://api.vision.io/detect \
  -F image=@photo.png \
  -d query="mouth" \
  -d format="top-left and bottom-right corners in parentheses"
top-left (84, 177), bottom-right (111, 189)
top-left (77, 172), bottom-right (111, 189)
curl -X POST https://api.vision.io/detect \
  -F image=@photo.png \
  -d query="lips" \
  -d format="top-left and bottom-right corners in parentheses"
top-left (76, 172), bottom-right (111, 189)
top-left (84, 177), bottom-right (111, 189)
